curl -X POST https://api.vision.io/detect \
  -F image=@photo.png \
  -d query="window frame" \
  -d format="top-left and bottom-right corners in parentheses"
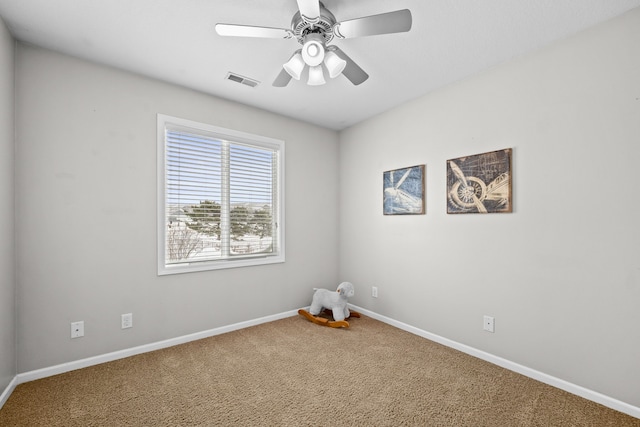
top-left (157, 114), bottom-right (285, 275)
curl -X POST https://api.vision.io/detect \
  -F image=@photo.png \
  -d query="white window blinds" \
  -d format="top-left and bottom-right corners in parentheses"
top-left (158, 115), bottom-right (284, 275)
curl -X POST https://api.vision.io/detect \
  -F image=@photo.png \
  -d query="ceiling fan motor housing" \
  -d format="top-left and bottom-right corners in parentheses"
top-left (291, 2), bottom-right (336, 45)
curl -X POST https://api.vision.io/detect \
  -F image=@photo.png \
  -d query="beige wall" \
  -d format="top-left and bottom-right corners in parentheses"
top-left (0, 16), bottom-right (15, 394)
top-left (339, 9), bottom-right (640, 407)
top-left (15, 44), bottom-right (340, 372)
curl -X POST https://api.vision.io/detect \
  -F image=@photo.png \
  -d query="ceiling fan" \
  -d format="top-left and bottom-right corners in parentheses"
top-left (215, 0), bottom-right (412, 87)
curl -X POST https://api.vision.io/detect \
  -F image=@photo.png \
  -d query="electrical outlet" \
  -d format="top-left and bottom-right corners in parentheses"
top-left (121, 313), bottom-right (133, 329)
top-left (71, 321), bottom-right (84, 338)
top-left (483, 315), bottom-right (495, 333)
top-left (372, 286), bottom-right (378, 298)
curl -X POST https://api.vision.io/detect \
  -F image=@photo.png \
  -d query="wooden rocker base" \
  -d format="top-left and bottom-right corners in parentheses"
top-left (298, 309), bottom-right (361, 328)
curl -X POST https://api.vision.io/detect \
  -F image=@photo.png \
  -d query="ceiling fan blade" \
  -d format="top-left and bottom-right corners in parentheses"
top-left (329, 46), bottom-right (369, 86)
top-left (273, 68), bottom-right (293, 87)
top-left (296, 0), bottom-right (321, 22)
top-left (334, 9), bottom-right (412, 39)
top-left (215, 24), bottom-right (292, 39)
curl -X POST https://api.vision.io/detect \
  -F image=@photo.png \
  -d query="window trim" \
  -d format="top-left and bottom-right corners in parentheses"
top-left (157, 114), bottom-right (285, 275)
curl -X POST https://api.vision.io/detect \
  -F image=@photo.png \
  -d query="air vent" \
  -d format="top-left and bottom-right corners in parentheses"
top-left (225, 72), bottom-right (259, 88)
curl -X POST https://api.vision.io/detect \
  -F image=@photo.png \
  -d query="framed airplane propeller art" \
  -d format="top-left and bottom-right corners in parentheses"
top-left (383, 165), bottom-right (425, 215)
top-left (446, 149), bottom-right (512, 214)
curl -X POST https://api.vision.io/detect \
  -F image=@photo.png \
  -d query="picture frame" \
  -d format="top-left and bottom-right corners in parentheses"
top-left (446, 148), bottom-right (512, 214)
top-left (383, 165), bottom-right (425, 215)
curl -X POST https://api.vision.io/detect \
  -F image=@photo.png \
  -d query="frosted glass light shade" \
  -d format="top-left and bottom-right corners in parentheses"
top-left (307, 65), bottom-right (326, 86)
top-left (324, 50), bottom-right (346, 78)
top-left (302, 38), bottom-right (325, 67)
top-left (283, 51), bottom-right (305, 80)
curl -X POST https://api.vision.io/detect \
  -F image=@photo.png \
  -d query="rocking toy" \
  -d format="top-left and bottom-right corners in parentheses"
top-left (298, 281), bottom-right (360, 328)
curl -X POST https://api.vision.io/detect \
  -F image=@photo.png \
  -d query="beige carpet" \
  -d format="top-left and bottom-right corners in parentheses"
top-left (1, 314), bottom-right (638, 426)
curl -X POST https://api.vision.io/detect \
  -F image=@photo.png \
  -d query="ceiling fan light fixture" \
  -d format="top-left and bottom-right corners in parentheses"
top-left (307, 65), bottom-right (326, 86)
top-left (324, 50), bottom-right (346, 78)
top-left (301, 34), bottom-right (325, 67)
top-left (283, 50), bottom-right (305, 80)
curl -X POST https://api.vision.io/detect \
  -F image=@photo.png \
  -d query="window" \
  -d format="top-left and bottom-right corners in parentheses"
top-left (157, 114), bottom-right (285, 275)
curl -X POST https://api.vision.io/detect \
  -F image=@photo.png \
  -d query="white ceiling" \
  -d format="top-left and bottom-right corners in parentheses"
top-left (0, 0), bottom-right (639, 130)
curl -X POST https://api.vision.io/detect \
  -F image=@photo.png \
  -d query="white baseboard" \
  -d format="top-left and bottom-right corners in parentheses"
top-left (0, 376), bottom-right (18, 409)
top-left (349, 304), bottom-right (640, 420)
top-left (14, 309), bottom-right (299, 385)
top-left (3, 306), bottom-right (639, 420)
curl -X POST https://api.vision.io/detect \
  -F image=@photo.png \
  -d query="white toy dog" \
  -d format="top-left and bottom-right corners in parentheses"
top-left (308, 281), bottom-right (355, 321)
